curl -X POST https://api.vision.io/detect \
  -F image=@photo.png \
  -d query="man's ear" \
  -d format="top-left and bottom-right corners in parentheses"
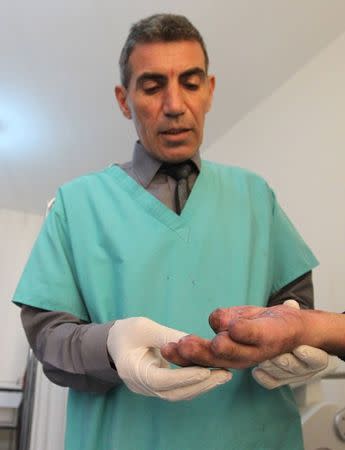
top-left (206, 75), bottom-right (216, 113)
top-left (115, 85), bottom-right (132, 119)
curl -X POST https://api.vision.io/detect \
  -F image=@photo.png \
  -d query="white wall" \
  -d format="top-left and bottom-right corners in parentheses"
top-left (205, 31), bottom-right (345, 432)
top-left (30, 364), bottom-right (67, 450)
top-left (0, 208), bottom-right (43, 448)
top-left (0, 208), bottom-right (43, 385)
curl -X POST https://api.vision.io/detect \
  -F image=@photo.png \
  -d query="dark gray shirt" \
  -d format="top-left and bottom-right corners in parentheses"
top-left (21, 142), bottom-right (314, 393)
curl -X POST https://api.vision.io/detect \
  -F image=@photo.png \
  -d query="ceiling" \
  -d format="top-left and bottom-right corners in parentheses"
top-left (1, 0), bottom-right (345, 214)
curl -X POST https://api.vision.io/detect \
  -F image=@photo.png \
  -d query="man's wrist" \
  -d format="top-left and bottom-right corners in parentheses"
top-left (81, 321), bottom-right (119, 380)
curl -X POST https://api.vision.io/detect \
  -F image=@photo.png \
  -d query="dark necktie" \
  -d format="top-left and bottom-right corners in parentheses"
top-left (160, 162), bottom-right (194, 214)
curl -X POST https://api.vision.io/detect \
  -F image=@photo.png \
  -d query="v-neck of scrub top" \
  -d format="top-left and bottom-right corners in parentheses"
top-left (108, 162), bottom-right (208, 242)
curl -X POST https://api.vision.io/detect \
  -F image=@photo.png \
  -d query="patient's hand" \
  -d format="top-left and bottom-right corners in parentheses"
top-left (161, 302), bottom-right (310, 369)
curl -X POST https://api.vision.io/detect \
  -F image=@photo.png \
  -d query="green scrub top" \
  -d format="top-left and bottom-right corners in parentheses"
top-left (14, 161), bottom-right (318, 450)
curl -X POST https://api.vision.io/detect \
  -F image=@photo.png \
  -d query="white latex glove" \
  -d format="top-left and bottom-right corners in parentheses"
top-left (252, 300), bottom-right (339, 389)
top-left (107, 317), bottom-right (232, 401)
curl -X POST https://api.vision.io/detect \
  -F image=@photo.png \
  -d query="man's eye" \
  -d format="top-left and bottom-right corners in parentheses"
top-left (184, 83), bottom-right (199, 91)
top-left (142, 84), bottom-right (161, 95)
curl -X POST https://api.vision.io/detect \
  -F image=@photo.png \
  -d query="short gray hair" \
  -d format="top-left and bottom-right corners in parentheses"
top-left (119, 14), bottom-right (209, 88)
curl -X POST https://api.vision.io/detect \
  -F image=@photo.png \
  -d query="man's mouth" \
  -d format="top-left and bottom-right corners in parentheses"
top-left (161, 128), bottom-right (191, 136)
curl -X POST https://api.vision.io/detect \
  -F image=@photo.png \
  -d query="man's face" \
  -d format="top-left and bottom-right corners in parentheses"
top-left (115, 40), bottom-right (215, 163)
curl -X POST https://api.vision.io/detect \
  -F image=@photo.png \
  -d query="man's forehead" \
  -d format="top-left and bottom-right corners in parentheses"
top-left (128, 40), bottom-right (206, 77)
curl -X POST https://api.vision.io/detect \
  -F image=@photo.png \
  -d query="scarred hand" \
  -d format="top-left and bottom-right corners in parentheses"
top-left (161, 301), bottom-right (309, 369)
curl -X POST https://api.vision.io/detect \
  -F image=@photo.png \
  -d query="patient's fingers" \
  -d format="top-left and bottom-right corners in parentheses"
top-left (162, 334), bottom-right (257, 369)
top-left (209, 306), bottom-right (265, 333)
top-left (160, 342), bottom-right (191, 366)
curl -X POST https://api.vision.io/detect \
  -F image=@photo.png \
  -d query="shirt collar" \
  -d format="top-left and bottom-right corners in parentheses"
top-left (132, 141), bottom-right (201, 188)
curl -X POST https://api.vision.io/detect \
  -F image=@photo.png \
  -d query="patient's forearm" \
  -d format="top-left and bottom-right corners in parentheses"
top-left (303, 310), bottom-right (345, 358)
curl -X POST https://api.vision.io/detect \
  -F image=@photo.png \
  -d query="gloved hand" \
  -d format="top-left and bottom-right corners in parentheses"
top-left (252, 300), bottom-right (339, 389)
top-left (107, 317), bottom-right (232, 401)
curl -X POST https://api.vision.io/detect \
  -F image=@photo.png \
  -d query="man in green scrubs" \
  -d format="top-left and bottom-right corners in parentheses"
top-left (14, 13), bottom-right (326, 450)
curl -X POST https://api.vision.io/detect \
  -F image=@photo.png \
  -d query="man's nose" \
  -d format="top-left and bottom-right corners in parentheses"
top-left (163, 86), bottom-right (185, 118)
